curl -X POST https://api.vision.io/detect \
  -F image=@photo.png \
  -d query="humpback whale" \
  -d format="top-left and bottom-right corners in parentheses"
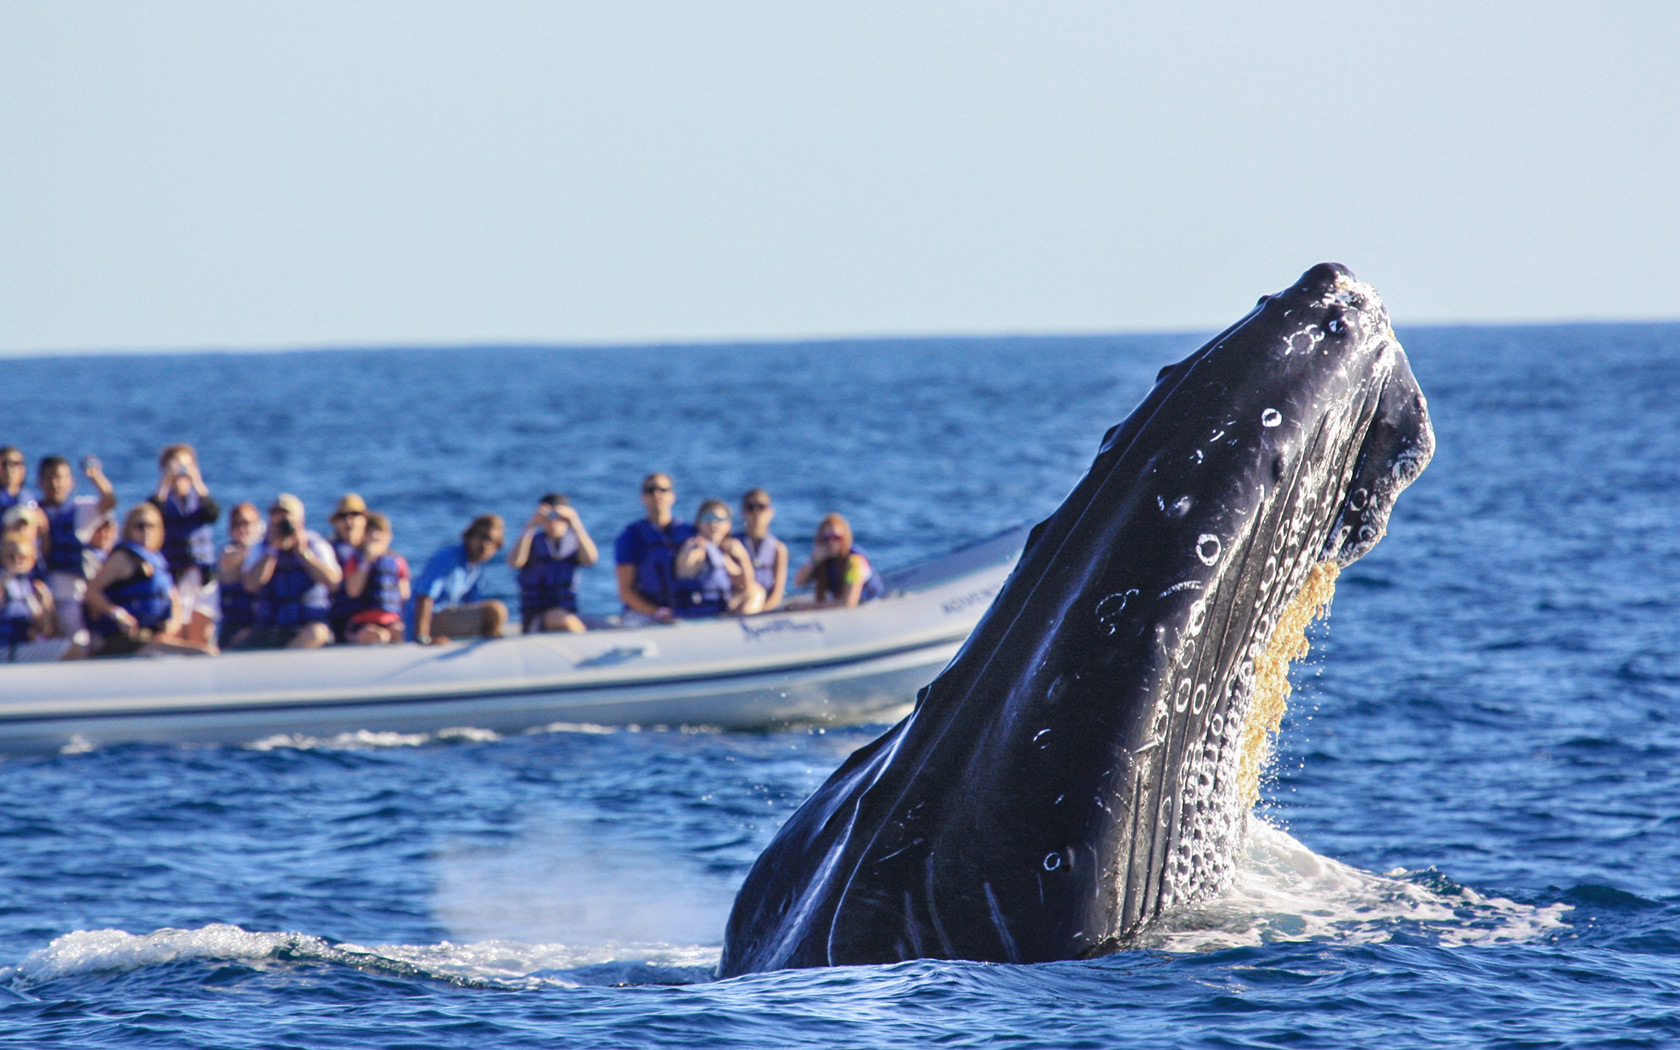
top-left (719, 263), bottom-right (1434, 976)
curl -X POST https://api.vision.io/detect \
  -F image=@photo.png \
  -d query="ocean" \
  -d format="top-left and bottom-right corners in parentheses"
top-left (0, 322), bottom-right (1676, 1048)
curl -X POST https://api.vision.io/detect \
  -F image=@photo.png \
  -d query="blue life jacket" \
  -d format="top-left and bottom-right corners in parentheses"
top-left (816, 546), bottom-right (886, 604)
top-left (519, 534), bottom-right (580, 622)
top-left (362, 554), bottom-right (407, 617)
top-left (737, 532), bottom-right (780, 593)
top-left (1, 576), bottom-right (41, 647)
top-left (158, 494), bottom-right (215, 578)
top-left (626, 519), bottom-right (690, 610)
top-left (91, 541), bottom-right (173, 636)
top-left (674, 542), bottom-right (734, 618)
top-left (0, 490), bottom-right (24, 512)
top-left (42, 502), bottom-right (86, 576)
top-left (254, 545), bottom-right (328, 627)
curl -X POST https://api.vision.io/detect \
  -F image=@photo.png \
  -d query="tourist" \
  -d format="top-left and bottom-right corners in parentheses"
top-left (1, 533), bottom-right (67, 662)
top-left (35, 454), bottom-right (117, 638)
top-left (0, 447), bottom-right (34, 516)
top-left (791, 513), bottom-right (886, 609)
top-left (217, 502), bottom-right (263, 649)
top-left (81, 512), bottom-right (117, 577)
top-left (673, 499), bottom-right (762, 617)
top-left (148, 444), bottom-right (220, 648)
top-left (614, 473), bottom-right (692, 624)
top-left (342, 512), bottom-right (410, 645)
top-left (736, 488), bottom-right (787, 612)
top-left (84, 504), bottom-right (213, 656)
top-left (408, 514), bottom-right (507, 645)
top-left (237, 493), bottom-right (341, 649)
top-left (326, 493), bottom-right (368, 641)
top-left (509, 493), bottom-right (598, 633)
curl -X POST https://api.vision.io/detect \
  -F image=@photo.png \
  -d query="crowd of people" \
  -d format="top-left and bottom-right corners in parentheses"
top-left (1, 447), bottom-right (885, 663)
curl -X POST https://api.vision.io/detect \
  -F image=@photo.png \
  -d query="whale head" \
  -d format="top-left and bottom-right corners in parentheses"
top-left (720, 264), bottom-right (1434, 975)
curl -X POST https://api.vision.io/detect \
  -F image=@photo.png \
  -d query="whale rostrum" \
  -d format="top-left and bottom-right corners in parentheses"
top-left (718, 264), bottom-right (1435, 977)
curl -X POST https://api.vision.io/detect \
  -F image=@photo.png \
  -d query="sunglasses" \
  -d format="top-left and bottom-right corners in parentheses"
top-left (818, 531), bottom-right (844, 542)
top-left (643, 485), bottom-right (673, 495)
top-left (699, 513), bottom-right (731, 523)
top-left (743, 502), bottom-right (770, 511)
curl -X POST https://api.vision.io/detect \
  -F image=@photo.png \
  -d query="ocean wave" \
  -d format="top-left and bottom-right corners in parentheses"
top-left (0, 924), bottom-right (720, 990)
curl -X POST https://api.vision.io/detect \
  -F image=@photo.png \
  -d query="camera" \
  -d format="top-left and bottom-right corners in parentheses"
top-left (275, 519), bottom-right (296, 538)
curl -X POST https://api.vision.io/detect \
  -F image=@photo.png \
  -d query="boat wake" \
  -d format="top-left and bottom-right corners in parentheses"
top-left (238, 721), bottom-right (722, 753)
top-left (1, 822), bottom-right (1567, 993)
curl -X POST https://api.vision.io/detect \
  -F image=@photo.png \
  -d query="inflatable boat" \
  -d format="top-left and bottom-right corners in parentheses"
top-left (0, 528), bottom-right (1025, 755)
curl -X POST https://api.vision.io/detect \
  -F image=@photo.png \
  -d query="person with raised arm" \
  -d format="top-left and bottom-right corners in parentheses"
top-left (35, 453), bottom-right (116, 639)
top-left (237, 493), bottom-right (342, 649)
top-left (342, 512), bottom-right (411, 645)
top-left (791, 513), bottom-right (886, 609)
top-left (325, 493), bottom-right (368, 641)
top-left (509, 493), bottom-right (598, 633)
top-left (673, 499), bottom-right (762, 617)
top-left (148, 444), bottom-right (220, 649)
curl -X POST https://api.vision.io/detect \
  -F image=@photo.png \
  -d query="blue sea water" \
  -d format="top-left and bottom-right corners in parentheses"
top-left (0, 322), bottom-right (1677, 1048)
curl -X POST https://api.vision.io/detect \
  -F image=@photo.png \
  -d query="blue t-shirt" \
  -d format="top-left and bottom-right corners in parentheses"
top-left (405, 543), bottom-right (487, 636)
top-left (613, 518), bottom-right (693, 610)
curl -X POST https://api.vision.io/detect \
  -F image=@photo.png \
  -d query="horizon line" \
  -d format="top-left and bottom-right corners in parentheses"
top-left (2, 315), bottom-right (1677, 360)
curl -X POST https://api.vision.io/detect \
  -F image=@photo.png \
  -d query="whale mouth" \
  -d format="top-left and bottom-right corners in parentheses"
top-left (1237, 559), bottom-right (1339, 811)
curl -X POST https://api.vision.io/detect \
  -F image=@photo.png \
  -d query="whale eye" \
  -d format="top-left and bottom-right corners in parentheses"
top-left (1326, 316), bottom-right (1346, 335)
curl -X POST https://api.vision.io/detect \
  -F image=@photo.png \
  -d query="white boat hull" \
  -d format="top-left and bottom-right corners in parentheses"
top-left (0, 530), bottom-right (1024, 754)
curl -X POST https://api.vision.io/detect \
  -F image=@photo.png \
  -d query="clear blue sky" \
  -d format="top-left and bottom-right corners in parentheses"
top-left (2, 2), bottom-right (1675, 353)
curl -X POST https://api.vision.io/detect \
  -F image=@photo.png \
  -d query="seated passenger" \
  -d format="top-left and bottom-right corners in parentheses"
top-left (673, 499), bottom-right (763, 617)
top-left (407, 514), bottom-right (508, 645)
top-left (0, 447), bottom-right (35, 516)
top-left (237, 493), bottom-right (342, 650)
top-left (791, 513), bottom-right (886, 609)
top-left (326, 493), bottom-right (368, 641)
top-left (509, 493), bottom-right (598, 633)
top-left (36, 454), bottom-right (117, 639)
top-left (82, 513), bottom-right (117, 576)
top-left (84, 504), bottom-right (213, 657)
top-left (735, 488), bottom-right (788, 612)
top-left (148, 444), bottom-right (220, 649)
top-left (217, 502), bottom-right (263, 649)
top-left (342, 512), bottom-right (411, 645)
top-left (614, 473), bottom-right (693, 625)
top-left (1, 534), bottom-right (69, 662)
